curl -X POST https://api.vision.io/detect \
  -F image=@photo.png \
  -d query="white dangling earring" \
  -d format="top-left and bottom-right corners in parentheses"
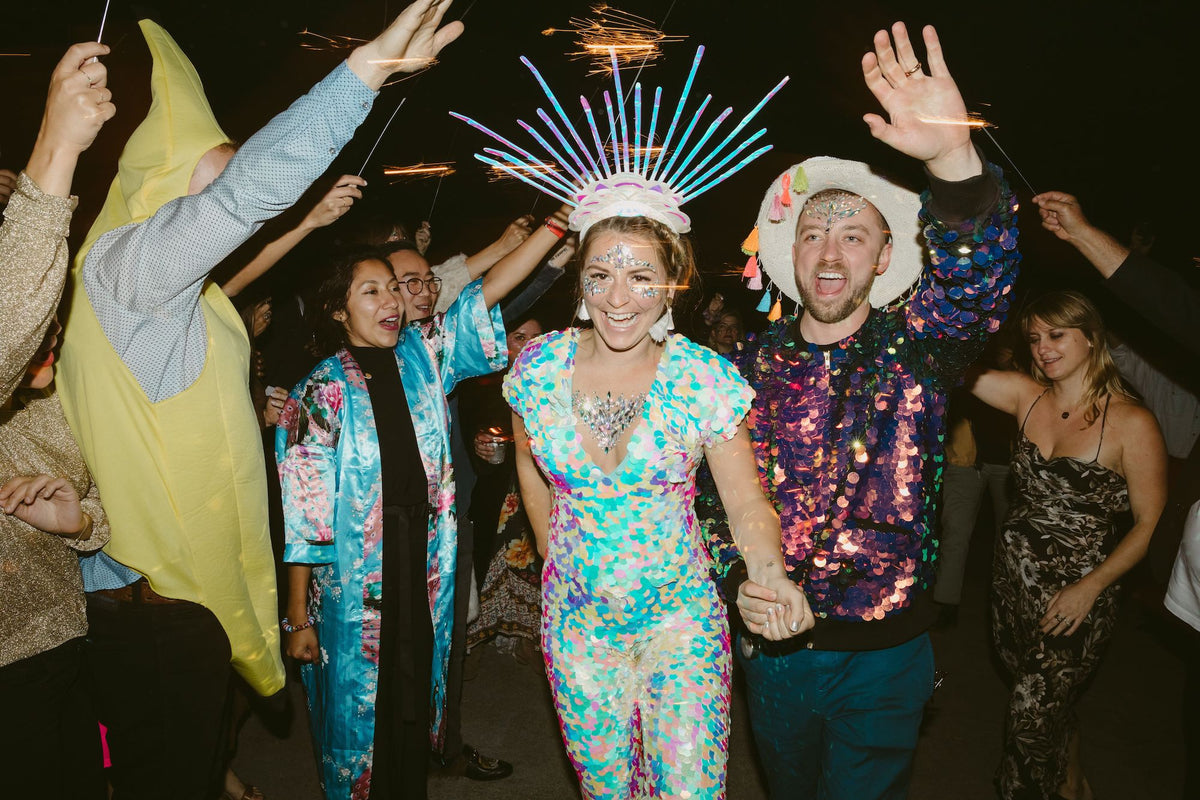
top-left (576, 299), bottom-right (591, 321)
top-left (648, 307), bottom-right (673, 343)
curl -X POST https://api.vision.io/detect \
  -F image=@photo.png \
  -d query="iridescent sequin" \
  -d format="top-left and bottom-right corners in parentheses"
top-left (505, 330), bottom-right (755, 799)
top-left (705, 166), bottom-right (1021, 623)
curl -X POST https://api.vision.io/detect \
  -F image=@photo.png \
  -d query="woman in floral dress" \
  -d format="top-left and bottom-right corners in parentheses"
top-left (507, 215), bottom-right (812, 799)
top-left (969, 291), bottom-right (1166, 800)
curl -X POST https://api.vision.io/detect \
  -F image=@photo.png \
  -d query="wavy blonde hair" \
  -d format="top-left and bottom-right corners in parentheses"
top-left (1020, 290), bottom-right (1131, 424)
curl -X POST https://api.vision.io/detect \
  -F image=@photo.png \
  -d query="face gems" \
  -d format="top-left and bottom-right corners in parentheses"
top-left (572, 390), bottom-right (646, 452)
top-left (590, 243), bottom-right (654, 272)
top-left (583, 275), bottom-right (607, 297)
top-left (803, 190), bottom-right (868, 233)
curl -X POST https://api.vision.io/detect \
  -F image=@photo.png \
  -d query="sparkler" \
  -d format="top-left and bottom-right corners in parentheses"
top-left (298, 29), bottom-right (369, 51)
top-left (919, 111), bottom-right (1038, 195)
top-left (357, 98), bottom-right (406, 176)
top-left (487, 161), bottom-right (558, 182)
top-left (543, 4), bottom-right (686, 76)
top-left (0, 53), bottom-right (32, 57)
top-left (382, 162), bottom-right (456, 183)
top-left (97, 0), bottom-right (112, 44)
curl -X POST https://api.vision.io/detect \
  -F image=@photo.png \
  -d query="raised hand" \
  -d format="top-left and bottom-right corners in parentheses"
top-left (302, 175), bottom-right (367, 230)
top-left (350, 0), bottom-right (464, 90)
top-left (0, 474), bottom-right (87, 537)
top-left (861, 23), bottom-right (981, 181)
top-left (26, 41), bottom-right (117, 197)
top-left (0, 169), bottom-right (16, 207)
top-left (1031, 191), bottom-right (1094, 243)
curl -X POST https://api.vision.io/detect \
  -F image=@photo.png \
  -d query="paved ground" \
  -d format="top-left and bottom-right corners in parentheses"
top-left (233, 521), bottom-right (1188, 798)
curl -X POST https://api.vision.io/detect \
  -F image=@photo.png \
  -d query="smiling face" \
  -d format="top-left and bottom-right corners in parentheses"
top-left (1026, 317), bottom-right (1091, 383)
top-left (387, 249), bottom-right (438, 322)
top-left (579, 232), bottom-right (669, 353)
top-left (792, 190), bottom-right (892, 328)
top-left (334, 259), bottom-right (403, 349)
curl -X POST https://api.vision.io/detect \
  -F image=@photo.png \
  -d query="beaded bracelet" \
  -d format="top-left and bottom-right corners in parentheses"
top-left (281, 614), bottom-right (315, 633)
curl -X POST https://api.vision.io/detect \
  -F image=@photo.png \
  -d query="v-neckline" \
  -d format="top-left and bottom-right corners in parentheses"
top-left (566, 328), bottom-right (669, 478)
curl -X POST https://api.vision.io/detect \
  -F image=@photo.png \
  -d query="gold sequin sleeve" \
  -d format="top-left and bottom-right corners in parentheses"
top-left (0, 172), bottom-right (77, 406)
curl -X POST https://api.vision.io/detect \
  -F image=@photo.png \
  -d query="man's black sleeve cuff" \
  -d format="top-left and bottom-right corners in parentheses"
top-left (924, 144), bottom-right (1002, 225)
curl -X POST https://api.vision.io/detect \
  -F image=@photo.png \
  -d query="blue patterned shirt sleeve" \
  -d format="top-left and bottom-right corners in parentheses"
top-left (84, 61), bottom-right (377, 403)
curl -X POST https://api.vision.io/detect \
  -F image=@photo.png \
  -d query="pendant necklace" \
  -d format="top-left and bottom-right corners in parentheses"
top-left (572, 390), bottom-right (646, 452)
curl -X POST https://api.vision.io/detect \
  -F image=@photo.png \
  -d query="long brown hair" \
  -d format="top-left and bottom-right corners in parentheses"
top-left (1019, 290), bottom-right (1130, 424)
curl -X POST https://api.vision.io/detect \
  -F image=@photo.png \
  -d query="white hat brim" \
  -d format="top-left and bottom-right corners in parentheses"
top-left (755, 157), bottom-right (924, 308)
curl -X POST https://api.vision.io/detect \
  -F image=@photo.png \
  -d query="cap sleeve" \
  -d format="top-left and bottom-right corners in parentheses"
top-left (685, 341), bottom-right (755, 449)
top-left (503, 331), bottom-right (557, 420)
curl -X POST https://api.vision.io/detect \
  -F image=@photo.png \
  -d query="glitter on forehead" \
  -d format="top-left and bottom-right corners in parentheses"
top-left (589, 242), bottom-right (655, 271)
top-left (803, 190), bottom-right (869, 233)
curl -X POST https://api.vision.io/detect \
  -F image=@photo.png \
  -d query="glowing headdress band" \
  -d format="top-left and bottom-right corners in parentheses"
top-left (451, 47), bottom-right (788, 236)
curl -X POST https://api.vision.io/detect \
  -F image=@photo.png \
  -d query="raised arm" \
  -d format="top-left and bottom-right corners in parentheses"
top-left (464, 215), bottom-right (535, 279)
top-left (706, 423), bottom-right (814, 640)
top-left (481, 207), bottom-right (572, 308)
top-left (1031, 191), bottom-right (1127, 278)
top-left (965, 368), bottom-right (1038, 418)
top-left (223, 175), bottom-right (366, 297)
top-left (1042, 403), bottom-right (1167, 637)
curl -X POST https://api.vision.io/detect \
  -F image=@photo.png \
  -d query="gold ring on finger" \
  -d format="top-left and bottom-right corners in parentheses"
top-left (904, 62), bottom-right (922, 77)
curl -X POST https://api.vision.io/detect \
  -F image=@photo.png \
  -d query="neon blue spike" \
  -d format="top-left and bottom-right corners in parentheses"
top-left (480, 147), bottom-right (576, 196)
top-left (756, 289), bottom-right (772, 313)
top-left (519, 56), bottom-right (600, 184)
top-left (656, 95), bottom-right (712, 183)
top-left (472, 153), bottom-right (574, 205)
top-left (517, 117), bottom-right (586, 185)
top-left (644, 86), bottom-right (663, 175)
top-left (532, 109), bottom-right (592, 183)
top-left (660, 105), bottom-right (731, 186)
top-left (633, 84), bottom-right (643, 174)
top-left (682, 144), bottom-right (774, 202)
top-left (579, 97), bottom-right (611, 178)
top-left (677, 128), bottom-right (768, 197)
top-left (448, 111), bottom-right (559, 177)
top-left (675, 75), bottom-right (791, 191)
top-left (602, 91), bottom-right (621, 174)
top-left (481, 147), bottom-right (578, 196)
top-left (651, 45), bottom-right (706, 181)
top-left (609, 49), bottom-right (630, 173)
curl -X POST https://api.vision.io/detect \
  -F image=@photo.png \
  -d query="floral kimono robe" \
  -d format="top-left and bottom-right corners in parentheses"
top-left (277, 280), bottom-right (506, 800)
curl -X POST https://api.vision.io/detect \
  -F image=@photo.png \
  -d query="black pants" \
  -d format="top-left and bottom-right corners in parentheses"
top-left (0, 637), bottom-right (105, 799)
top-left (370, 503), bottom-right (434, 800)
top-left (86, 593), bottom-right (233, 800)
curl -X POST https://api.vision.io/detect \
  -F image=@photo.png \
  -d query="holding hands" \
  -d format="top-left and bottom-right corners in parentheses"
top-left (861, 23), bottom-right (982, 181)
top-left (737, 574), bottom-right (816, 642)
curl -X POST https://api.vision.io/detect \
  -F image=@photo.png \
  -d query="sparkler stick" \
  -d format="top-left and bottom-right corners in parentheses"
top-left (382, 162), bottom-right (455, 182)
top-left (358, 98), bottom-right (406, 176)
top-left (97, 0), bottom-right (112, 44)
top-left (650, 46), bottom-right (705, 181)
top-left (980, 127), bottom-right (1038, 196)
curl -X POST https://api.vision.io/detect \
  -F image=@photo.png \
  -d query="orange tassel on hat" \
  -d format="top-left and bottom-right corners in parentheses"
top-left (767, 296), bottom-right (783, 321)
top-left (741, 226), bottom-right (759, 255)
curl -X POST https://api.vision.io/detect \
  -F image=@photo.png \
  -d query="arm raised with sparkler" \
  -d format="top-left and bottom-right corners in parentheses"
top-left (861, 22), bottom-right (982, 182)
top-left (347, 0), bottom-right (464, 90)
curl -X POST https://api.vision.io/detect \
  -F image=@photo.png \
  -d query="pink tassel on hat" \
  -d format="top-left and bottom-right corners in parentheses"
top-left (748, 271), bottom-right (763, 291)
top-left (741, 254), bottom-right (758, 278)
top-left (768, 192), bottom-right (785, 222)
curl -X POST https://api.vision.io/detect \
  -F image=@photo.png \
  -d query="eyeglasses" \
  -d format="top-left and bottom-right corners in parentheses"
top-left (402, 276), bottom-right (442, 295)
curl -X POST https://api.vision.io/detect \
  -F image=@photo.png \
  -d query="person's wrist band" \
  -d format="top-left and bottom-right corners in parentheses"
top-left (544, 216), bottom-right (567, 238)
top-left (281, 614), bottom-right (315, 633)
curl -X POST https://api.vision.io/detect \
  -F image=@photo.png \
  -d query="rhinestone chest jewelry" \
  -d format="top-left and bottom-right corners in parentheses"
top-left (572, 390), bottom-right (646, 453)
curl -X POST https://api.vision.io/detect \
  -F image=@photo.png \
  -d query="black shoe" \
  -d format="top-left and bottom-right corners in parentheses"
top-left (461, 745), bottom-right (513, 781)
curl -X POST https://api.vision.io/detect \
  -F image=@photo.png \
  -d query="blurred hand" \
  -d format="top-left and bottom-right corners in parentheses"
top-left (0, 169), bottom-right (16, 207)
top-left (39, 42), bottom-right (117, 156)
top-left (0, 475), bottom-right (85, 536)
top-left (497, 214), bottom-right (535, 256)
top-left (414, 220), bottom-right (432, 254)
top-left (303, 176), bottom-right (366, 230)
top-left (861, 23), bottom-right (980, 180)
top-left (263, 386), bottom-right (289, 428)
top-left (352, 0), bottom-right (464, 89)
top-left (286, 628), bottom-right (320, 663)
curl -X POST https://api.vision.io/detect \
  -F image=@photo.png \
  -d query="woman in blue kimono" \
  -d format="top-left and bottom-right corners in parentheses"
top-left (276, 247), bottom-right (506, 800)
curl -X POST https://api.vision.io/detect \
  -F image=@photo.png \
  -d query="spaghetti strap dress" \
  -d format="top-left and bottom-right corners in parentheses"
top-left (992, 392), bottom-right (1128, 799)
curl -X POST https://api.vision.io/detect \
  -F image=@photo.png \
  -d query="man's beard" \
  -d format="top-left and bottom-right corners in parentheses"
top-left (796, 265), bottom-right (876, 324)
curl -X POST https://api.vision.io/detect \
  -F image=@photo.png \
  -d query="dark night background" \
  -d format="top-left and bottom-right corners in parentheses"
top-left (3, 0), bottom-right (1198, 356)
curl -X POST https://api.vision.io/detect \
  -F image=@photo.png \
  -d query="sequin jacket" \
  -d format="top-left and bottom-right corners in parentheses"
top-left (703, 166), bottom-right (1019, 645)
